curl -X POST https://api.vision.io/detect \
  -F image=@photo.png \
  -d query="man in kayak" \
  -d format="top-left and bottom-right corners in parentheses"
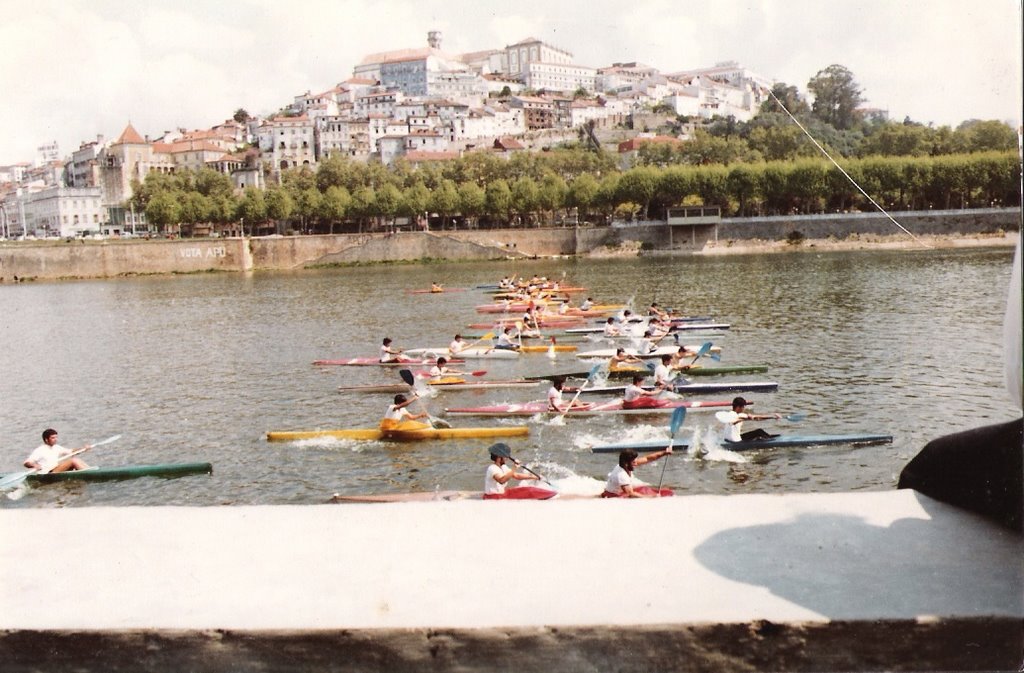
top-left (429, 357), bottom-right (464, 381)
top-left (579, 297), bottom-right (594, 311)
top-left (603, 317), bottom-right (621, 338)
top-left (670, 345), bottom-right (697, 371)
top-left (484, 443), bottom-right (543, 499)
top-left (602, 448), bottom-right (674, 497)
top-left (448, 334), bottom-right (468, 355)
top-left (379, 394), bottom-right (430, 431)
top-left (380, 337), bottom-right (408, 363)
top-left (547, 378), bottom-right (589, 412)
top-left (609, 347), bottom-right (642, 370)
top-left (719, 397), bottom-right (780, 441)
top-left (23, 428), bottom-right (92, 473)
top-left (494, 327), bottom-right (520, 351)
top-left (623, 374), bottom-right (663, 409)
top-left (653, 354), bottom-right (677, 391)
top-left (430, 282), bottom-right (443, 293)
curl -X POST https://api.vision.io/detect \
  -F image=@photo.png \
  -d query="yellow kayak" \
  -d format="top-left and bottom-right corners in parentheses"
top-left (266, 425), bottom-right (530, 442)
top-left (519, 344), bottom-right (577, 353)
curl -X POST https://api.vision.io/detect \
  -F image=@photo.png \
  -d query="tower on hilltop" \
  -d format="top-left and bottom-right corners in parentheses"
top-left (427, 30), bottom-right (441, 49)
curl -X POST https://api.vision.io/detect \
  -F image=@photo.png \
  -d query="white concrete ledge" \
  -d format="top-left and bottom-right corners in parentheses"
top-left (1, 490), bottom-right (1020, 671)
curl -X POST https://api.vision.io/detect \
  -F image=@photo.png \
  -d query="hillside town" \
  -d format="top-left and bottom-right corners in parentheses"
top-left (0, 31), bottom-right (773, 239)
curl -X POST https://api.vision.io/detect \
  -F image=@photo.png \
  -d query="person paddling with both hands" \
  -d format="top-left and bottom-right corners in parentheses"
top-left (379, 394), bottom-right (430, 431)
top-left (483, 443), bottom-right (555, 500)
top-left (602, 448), bottom-right (674, 498)
top-left (24, 428), bottom-right (92, 473)
top-left (719, 397), bottom-right (780, 442)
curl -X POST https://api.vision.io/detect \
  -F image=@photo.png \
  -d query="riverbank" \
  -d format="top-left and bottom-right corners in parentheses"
top-left (698, 231), bottom-right (1019, 256)
top-left (0, 209), bottom-right (1018, 281)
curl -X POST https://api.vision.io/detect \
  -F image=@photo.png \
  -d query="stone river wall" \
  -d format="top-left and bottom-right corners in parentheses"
top-left (0, 208), bottom-right (1018, 282)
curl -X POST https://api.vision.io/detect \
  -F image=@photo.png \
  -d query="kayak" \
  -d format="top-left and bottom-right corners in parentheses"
top-left (576, 381), bottom-right (779, 395)
top-left (590, 433), bottom-right (895, 453)
top-left (576, 345), bottom-right (721, 359)
top-left (313, 357), bottom-right (466, 366)
top-left (403, 347), bottom-right (519, 360)
top-left (337, 379), bottom-right (542, 393)
top-left (565, 323), bottom-right (731, 334)
top-left (519, 344), bottom-right (577, 353)
top-left (444, 399), bottom-right (734, 417)
top-left (466, 318), bottom-right (585, 329)
top-left (330, 486), bottom-right (561, 503)
top-left (525, 364), bottom-right (769, 381)
top-left (266, 425), bottom-right (530, 441)
top-left (407, 288), bottom-right (467, 294)
top-left (8, 462), bottom-right (213, 483)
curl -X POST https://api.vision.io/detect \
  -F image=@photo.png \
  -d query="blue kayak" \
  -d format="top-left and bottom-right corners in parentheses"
top-left (590, 434), bottom-right (893, 453)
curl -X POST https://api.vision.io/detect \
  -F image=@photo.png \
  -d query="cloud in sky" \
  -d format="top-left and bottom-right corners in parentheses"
top-left (0, 0), bottom-right (1020, 165)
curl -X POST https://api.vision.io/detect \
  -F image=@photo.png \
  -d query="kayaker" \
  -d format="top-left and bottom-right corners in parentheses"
top-left (637, 330), bottom-right (656, 356)
top-left (546, 378), bottom-right (588, 412)
top-left (580, 297), bottom-right (594, 311)
top-left (494, 327), bottom-right (520, 351)
top-left (484, 444), bottom-right (541, 499)
top-left (379, 394), bottom-right (430, 431)
top-left (670, 345), bottom-right (697, 371)
top-left (719, 397), bottom-right (780, 442)
top-left (429, 357), bottom-right (464, 380)
top-left (448, 334), bottom-right (468, 354)
top-left (623, 375), bottom-right (662, 409)
top-left (602, 448), bottom-right (674, 498)
top-left (23, 428), bottom-right (91, 473)
top-left (648, 302), bottom-right (669, 321)
top-left (430, 282), bottom-right (443, 293)
top-left (379, 337), bottom-right (405, 363)
top-left (653, 354), bottom-right (676, 390)
top-left (609, 347), bottom-right (641, 370)
top-left (603, 317), bottom-right (621, 338)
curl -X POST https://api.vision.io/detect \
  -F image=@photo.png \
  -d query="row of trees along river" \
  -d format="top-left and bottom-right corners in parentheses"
top-left (132, 65), bottom-right (1021, 236)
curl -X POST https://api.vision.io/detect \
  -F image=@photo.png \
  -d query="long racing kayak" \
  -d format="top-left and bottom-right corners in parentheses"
top-left (590, 434), bottom-right (894, 453)
top-left (526, 365), bottom-right (770, 380)
top-left (338, 379), bottom-right (542, 393)
top-left (266, 425), bottom-right (530, 441)
top-left (314, 357), bottom-right (467, 366)
top-left (8, 462), bottom-right (213, 483)
top-left (576, 381), bottom-right (779, 395)
top-left (444, 399), bottom-right (734, 417)
top-left (576, 345), bottom-right (721, 359)
top-left (403, 347), bottom-right (519, 360)
top-left (565, 323), bottom-right (731, 334)
top-left (330, 486), bottom-right (563, 502)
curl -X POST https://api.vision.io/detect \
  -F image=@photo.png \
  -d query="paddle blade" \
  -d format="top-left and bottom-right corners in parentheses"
top-left (470, 370), bottom-right (487, 377)
top-left (0, 470), bottom-right (32, 490)
top-left (695, 342), bottom-right (713, 358)
top-left (785, 413), bottom-right (807, 422)
top-left (586, 364), bottom-right (603, 382)
top-left (709, 352), bottom-right (722, 361)
top-left (399, 369), bottom-right (415, 386)
top-left (669, 406), bottom-right (687, 437)
top-left (91, 434), bottom-right (122, 447)
top-left (644, 360), bottom-right (656, 373)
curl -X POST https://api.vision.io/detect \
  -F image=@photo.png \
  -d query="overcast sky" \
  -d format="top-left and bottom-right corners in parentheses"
top-left (0, 0), bottom-right (1020, 166)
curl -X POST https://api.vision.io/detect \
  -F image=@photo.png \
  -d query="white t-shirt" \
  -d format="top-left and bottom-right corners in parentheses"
top-left (654, 363), bottom-right (674, 386)
top-left (547, 386), bottom-right (564, 410)
top-left (26, 443), bottom-right (70, 473)
top-left (448, 339), bottom-right (465, 353)
top-left (604, 464), bottom-right (634, 495)
top-left (624, 383), bottom-right (646, 402)
top-left (637, 338), bottom-right (654, 355)
top-left (384, 405), bottom-right (413, 422)
top-left (380, 345), bottom-right (399, 362)
top-left (718, 410), bottom-right (749, 442)
top-left (603, 323), bottom-right (620, 337)
top-left (484, 463), bottom-right (511, 494)
top-left (497, 332), bottom-right (516, 347)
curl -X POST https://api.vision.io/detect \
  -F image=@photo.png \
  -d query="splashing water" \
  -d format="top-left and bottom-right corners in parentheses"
top-left (691, 425), bottom-right (747, 464)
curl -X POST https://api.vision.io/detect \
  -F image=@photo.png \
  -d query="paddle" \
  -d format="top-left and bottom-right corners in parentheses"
top-left (655, 407), bottom-right (686, 495)
top-left (558, 364), bottom-right (603, 419)
top-left (0, 434), bottom-right (122, 490)
top-left (688, 341), bottom-right (713, 366)
top-left (398, 369), bottom-right (452, 429)
top-left (489, 442), bottom-right (552, 486)
top-left (462, 332), bottom-right (495, 351)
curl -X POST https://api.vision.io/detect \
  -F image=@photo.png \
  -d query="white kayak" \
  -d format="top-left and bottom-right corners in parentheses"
top-left (403, 347), bottom-right (520, 360)
top-left (576, 345), bottom-right (721, 359)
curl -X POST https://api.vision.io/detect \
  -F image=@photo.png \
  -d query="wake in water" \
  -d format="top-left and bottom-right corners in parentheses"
top-left (689, 425), bottom-right (747, 464)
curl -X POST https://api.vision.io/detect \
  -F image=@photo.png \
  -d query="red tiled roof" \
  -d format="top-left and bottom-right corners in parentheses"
top-left (114, 123), bottom-right (147, 145)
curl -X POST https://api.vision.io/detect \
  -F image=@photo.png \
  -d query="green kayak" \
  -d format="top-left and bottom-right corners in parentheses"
top-left (8, 462), bottom-right (213, 484)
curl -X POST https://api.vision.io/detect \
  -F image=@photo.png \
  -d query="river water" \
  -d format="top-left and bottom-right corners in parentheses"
top-left (0, 246), bottom-right (1017, 507)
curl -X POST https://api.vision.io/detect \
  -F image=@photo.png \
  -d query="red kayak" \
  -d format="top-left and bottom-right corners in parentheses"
top-left (314, 357), bottom-right (466, 366)
top-left (444, 399), bottom-right (733, 417)
top-left (601, 487), bottom-right (673, 498)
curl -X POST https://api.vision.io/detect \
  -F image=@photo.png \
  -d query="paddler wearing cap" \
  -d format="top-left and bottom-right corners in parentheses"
top-left (719, 397), bottom-right (780, 442)
top-left (484, 443), bottom-right (541, 498)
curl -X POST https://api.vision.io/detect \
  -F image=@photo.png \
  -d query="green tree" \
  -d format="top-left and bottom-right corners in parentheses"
top-left (484, 179), bottom-right (512, 225)
top-left (294, 188), bottom-right (323, 232)
top-left (145, 191), bottom-right (182, 233)
top-left (375, 183), bottom-right (402, 226)
top-left (954, 120), bottom-right (1017, 153)
top-left (566, 173), bottom-right (599, 219)
top-left (807, 64), bottom-right (865, 130)
top-left (401, 182), bottom-right (431, 219)
top-left (233, 108), bottom-right (250, 124)
top-left (320, 185), bottom-right (350, 233)
top-left (616, 167), bottom-right (658, 218)
top-left (758, 83), bottom-right (811, 116)
top-left (350, 187), bottom-right (376, 231)
top-left (457, 182), bottom-right (486, 226)
top-left (538, 173), bottom-right (567, 225)
top-left (429, 180), bottom-right (461, 228)
top-left (510, 176), bottom-right (540, 225)
top-left (265, 187), bottom-right (294, 233)
top-left (236, 188), bottom-right (267, 231)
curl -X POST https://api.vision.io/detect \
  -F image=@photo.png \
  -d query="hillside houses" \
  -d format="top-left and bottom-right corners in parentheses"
top-left (0, 30), bottom-right (773, 238)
